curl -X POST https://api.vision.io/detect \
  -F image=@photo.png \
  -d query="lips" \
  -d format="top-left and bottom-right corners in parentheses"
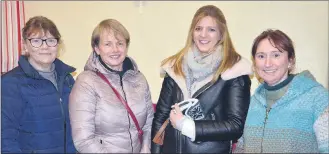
top-left (264, 69), bottom-right (276, 73)
top-left (39, 53), bottom-right (52, 55)
top-left (109, 55), bottom-right (120, 59)
top-left (199, 40), bottom-right (210, 44)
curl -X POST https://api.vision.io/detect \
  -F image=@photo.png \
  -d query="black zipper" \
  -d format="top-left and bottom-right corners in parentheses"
top-left (42, 76), bottom-right (67, 153)
top-left (119, 75), bottom-right (134, 153)
top-left (57, 74), bottom-right (71, 153)
top-left (59, 97), bottom-right (66, 153)
top-left (260, 108), bottom-right (271, 153)
top-left (36, 71), bottom-right (70, 153)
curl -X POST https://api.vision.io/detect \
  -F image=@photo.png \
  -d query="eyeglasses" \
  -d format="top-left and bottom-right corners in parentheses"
top-left (27, 38), bottom-right (59, 48)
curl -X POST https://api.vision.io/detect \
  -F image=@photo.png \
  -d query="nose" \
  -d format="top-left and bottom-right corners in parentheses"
top-left (40, 40), bottom-right (48, 49)
top-left (265, 56), bottom-right (272, 67)
top-left (112, 45), bottom-right (119, 53)
top-left (200, 29), bottom-right (207, 37)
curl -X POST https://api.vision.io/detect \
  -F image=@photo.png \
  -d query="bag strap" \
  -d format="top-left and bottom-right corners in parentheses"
top-left (152, 119), bottom-right (169, 145)
top-left (96, 71), bottom-right (143, 144)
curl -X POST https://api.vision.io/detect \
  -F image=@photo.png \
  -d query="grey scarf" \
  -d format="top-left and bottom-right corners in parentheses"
top-left (183, 45), bottom-right (222, 96)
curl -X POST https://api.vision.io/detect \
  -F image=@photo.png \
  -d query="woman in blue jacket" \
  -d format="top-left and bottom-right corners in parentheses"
top-left (1, 16), bottom-right (76, 153)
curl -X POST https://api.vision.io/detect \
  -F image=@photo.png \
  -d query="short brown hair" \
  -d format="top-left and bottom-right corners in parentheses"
top-left (91, 19), bottom-right (130, 50)
top-left (22, 16), bottom-right (61, 40)
top-left (251, 29), bottom-right (296, 74)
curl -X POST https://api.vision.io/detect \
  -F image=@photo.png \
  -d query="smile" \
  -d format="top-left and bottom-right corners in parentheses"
top-left (109, 55), bottom-right (120, 59)
top-left (199, 40), bottom-right (210, 44)
top-left (264, 70), bottom-right (276, 73)
top-left (39, 53), bottom-right (52, 55)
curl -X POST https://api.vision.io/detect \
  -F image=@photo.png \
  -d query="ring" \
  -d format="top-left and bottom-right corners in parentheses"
top-left (172, 109), bottom-right (177, 114)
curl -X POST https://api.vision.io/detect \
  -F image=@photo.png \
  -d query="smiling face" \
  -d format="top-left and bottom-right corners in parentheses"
top-left (94, 30), bottom-right (127, 71)
top-left (193, 16), bottom-right (221, 55)
top-left (24, 30), bottom-right (59, 70)
top-left (254, 38), bottom-right (292, 86)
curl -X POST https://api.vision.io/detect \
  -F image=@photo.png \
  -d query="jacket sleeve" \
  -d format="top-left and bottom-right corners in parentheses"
top-left (151, 76), bottom-right (175, 153)
top-left (69, 73), bottom-right (110, 153)
top-left (313, 88), bottom-right (329, 153)
top-left (1, 77), bottom-right (25, 153)
top-left (233, 136), bottom-right (245, 153)
top-left (65, 75), bottom-right (78, 153)
top-left (194, 75), bottom-right (251, 141)
top-left (141, 82), bottom-right (155, 152)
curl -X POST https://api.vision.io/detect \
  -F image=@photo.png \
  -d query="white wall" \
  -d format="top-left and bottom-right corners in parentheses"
top-left (24, 1), bottom-right (328, 103)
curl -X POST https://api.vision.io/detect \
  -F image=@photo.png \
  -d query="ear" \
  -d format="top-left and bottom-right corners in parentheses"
top-left (94, 46), bottom-right (100, 55)
top-left (22, 40), bottom-right (28, 55)
top-left (288, 58), bottom-right (294, 68)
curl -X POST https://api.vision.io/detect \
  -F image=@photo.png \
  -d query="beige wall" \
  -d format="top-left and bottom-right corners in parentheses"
top-left (25, 1), bottom-right (328, 103)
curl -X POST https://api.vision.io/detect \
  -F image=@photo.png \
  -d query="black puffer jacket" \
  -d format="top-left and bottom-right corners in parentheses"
top-left (151, 74), bottom-right (251, 153)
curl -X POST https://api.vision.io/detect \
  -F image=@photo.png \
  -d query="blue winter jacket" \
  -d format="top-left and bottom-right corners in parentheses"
top-left (237, 71), bottom-right (328, 153)
top-left (1, 56), bottom-right (77, 153)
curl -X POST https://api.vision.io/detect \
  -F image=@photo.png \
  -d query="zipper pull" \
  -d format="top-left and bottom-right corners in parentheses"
top-left (265, 108), bottom-right (271, 121)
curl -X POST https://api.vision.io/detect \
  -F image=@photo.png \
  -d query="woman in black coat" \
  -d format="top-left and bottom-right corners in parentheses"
top-left (151, 5), bottom-right (252, 153)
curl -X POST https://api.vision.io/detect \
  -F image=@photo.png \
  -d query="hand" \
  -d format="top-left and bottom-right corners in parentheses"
top-left (140, 144), bottom-right (150, 153)
top-left (169, 103), bottom-right (184, 129)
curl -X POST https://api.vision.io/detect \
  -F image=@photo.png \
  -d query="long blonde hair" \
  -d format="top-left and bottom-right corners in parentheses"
top-left (161, 5), bottom-right (240, 82)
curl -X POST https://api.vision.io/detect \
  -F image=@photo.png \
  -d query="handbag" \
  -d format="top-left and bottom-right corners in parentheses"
top-left (96, 71), bottom-right (143, 144)
top-left (152, 119), bottom-right (169, 145)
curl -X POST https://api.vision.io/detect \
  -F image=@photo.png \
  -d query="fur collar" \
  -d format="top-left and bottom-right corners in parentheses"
top-left (160, 57), bottom-right (253, 99)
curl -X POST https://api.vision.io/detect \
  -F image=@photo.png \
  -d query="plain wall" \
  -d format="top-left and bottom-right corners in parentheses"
top-left (24, 1), bottom-right (328, 103)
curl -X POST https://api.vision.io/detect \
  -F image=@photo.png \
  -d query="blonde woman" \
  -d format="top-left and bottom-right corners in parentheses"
top-left (69, 19), bottom-right (154, 153)
top-left (151, 5), bottom-right (253, 153)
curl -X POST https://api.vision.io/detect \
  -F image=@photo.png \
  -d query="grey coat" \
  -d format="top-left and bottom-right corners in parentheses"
top-left (69, 52), bottom-right (154, 153)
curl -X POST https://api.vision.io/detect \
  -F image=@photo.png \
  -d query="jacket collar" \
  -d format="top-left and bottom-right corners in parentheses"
top-left (253, 70), bottom-right (321, 108)
top-left (160, 56), bottom-right (253, 99)
top-left (18, 55), bottom-right (76, 79)
top-left (84, 51), bottom-right (139, 76)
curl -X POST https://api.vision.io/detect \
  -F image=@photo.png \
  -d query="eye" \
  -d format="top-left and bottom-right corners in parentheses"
top-left (117, 42), bottom-right (125, 46)
top-left (256, 54), bottom-right (265, 59)
top-left (273, 53), bottom-right (281, 58)
top-left (209, 28), bottom-right (216, 32)
top-left (47, 38), bottom-right (57, 43)
top-left (195, 27), bottom-right (201, 31)
top-left (31, 39), bottom-right (41, 43)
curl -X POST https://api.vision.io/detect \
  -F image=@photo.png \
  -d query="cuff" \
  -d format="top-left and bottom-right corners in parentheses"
top-left (181, 117), bottom-right (196, 141)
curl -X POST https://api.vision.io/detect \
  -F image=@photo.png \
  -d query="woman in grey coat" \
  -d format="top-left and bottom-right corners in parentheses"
top-left (69, 19), bottom-right (154, 153)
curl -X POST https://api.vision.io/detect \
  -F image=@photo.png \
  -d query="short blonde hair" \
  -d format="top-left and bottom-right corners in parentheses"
top-left (91, 19), bottom-right (130, 50)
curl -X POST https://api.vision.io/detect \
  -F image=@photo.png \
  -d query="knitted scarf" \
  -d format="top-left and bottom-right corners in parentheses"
top-left (183, 44), bottom-right (222, 96)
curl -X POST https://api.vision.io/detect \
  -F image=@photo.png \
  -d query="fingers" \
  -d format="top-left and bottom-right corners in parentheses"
top-left (171, 103), bottom-right (180, 111)
top-left (169, 110), bottom-right (177, 129)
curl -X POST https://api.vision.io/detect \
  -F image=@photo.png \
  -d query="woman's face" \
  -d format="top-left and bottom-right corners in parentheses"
top-left (94, 30), bottom-right (127, 71)
top-left (24, 30), bottom-right (59, 68)
top-left (193, 16), bottom-right (221, 55)
top-left (254, 38), bottom-right (291, 86)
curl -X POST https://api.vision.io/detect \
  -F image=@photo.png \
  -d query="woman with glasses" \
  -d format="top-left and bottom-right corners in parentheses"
top-left (1, 16), bottom-right (77, 153)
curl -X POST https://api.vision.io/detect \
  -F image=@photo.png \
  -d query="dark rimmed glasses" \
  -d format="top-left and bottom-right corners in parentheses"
top-left (27, 38), bottom-right (59, 48)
